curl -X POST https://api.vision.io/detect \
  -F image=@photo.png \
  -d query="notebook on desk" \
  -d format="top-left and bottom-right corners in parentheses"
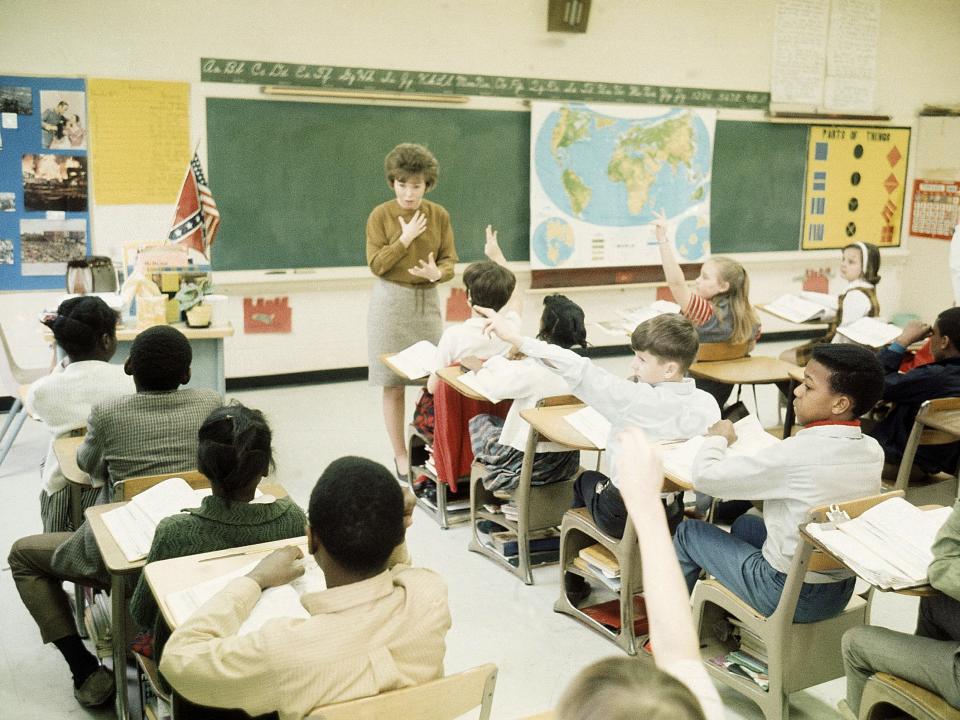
top-left (660, 415), bottom-right (778, 486)
top-left (385, 340), bottom-right (439, 380)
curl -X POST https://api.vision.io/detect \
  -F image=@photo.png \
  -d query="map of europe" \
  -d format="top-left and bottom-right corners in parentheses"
top-left (531, 103), bottom-right (716, 269)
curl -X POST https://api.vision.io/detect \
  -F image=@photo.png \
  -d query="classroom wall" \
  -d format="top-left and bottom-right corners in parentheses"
top-left (2, 0), bottom-right (959, 377)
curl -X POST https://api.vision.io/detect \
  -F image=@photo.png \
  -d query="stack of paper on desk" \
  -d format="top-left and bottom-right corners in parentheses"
top-left (660, 415), bottom-right (779, 486)
top-left (165, 551), bottom-right (324, 634)
top-left (761, 294), bottom-right (834, 323)
top-left (806, 498), bottom-right (953, 590)
top-left (563, 406), bottom-right (611, 449)
top-left (835, 317), bottom-right (902, 348)
top-left (386, 340), bottom-right (439, 380)
top-left (101, 478), bottom-right (267, 563)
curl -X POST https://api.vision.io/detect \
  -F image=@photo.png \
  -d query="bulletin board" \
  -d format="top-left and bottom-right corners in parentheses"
top-left (0, 75), bottom-right (91, 291)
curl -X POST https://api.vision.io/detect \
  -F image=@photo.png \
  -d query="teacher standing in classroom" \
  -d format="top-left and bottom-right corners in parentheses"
top-left (366, 143), bottom-right (458, 479)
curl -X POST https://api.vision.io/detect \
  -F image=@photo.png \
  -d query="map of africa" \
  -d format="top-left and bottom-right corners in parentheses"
top-left (530, 102), bottom-right (716, 269)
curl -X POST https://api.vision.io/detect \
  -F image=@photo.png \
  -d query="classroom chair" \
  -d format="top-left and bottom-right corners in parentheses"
top-left (697, 341), bottom-right (750, 362)
top-left (0, 322), bottom-right (49, 468)
top-left (553, 506), bottom-right (645, 655)
top-left (859, 672), bottom-right (960, 720)
top-left (113, 469), bottom-right (209, 501)
top-left (468, 395), bottom-right (582, 584)
top-left (406, 424), bottom-right (469, 530)
top-left (133, 651), bottom-right (171, 720)
top-left (692, 490), bottom-right (903, 720)
top-left (307, 663), bottom-right (498, 720)
top-left (889, 397), bottom-right (960, 499)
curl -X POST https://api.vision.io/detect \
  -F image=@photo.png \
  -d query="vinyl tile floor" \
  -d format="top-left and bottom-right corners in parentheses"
top-left (0, 350), bottom-right (930, 719)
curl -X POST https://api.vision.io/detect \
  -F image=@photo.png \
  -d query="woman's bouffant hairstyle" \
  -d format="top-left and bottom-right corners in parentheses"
top-left (556, 657), bottom-right (706, 720)
top-left (384, 143), bottom-right (439, 189)
top-left (706, 256), bottom-right (759, 346)
top-left (42, 295), bottom-right (117, 359)
top-left (843, 242), bottom-right (882, 285)
top-left (197, 403), bottom-right (274, 499)
top-left (537, 294), bottom-right (587, 349)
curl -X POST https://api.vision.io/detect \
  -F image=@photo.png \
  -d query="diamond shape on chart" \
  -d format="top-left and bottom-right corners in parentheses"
top-left (887, 146), bottom-right (902, 167)
top-left (884, 174), bottom-right (899, 194)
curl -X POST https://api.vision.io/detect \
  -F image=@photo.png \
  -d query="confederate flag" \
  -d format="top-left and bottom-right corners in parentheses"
top-left (168, 152), bottom-right (220, 258)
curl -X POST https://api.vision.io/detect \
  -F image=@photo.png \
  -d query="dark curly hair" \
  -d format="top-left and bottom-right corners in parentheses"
top-left (127, 325), bottom-right (191, 391)
top-left (43, 295), bottom-right (117, 359)
top-left (537, 294), bottom-right (587, 349)
top-left (197, 403), bottom-right (274, 499)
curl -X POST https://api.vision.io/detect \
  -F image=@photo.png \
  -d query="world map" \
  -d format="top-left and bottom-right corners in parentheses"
top-left (530, 103), bottom-right (716, 269)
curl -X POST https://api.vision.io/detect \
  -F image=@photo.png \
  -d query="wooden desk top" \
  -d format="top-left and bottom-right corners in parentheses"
top-left (53, 435), bottom-right (90, 486)
top-left (799, 522), bottom-right (938, 597)
top-left (87, 502), bottom-right (144, 574)
top-left (689, 355), bottom-right (799, 384)
top-left (788, 365), bottom-right (805, 383)
top-left (145, 536), bottom-right (309, 630)
top-left (43, 321), bottom-right (234, 345)
top-left (437, 365), bottom-right (487, 401)
top-left (86, 482), bottom-right (290, 576)
top-left (519, 404), bottom-right (596, 451)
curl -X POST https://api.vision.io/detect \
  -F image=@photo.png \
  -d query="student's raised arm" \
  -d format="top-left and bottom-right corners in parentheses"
top-left (615, 428), bottom-right (703, 666)
top-left (654, 211), bottom-right (692, 311)
top-left (484, 225), bottom-right (522, 315)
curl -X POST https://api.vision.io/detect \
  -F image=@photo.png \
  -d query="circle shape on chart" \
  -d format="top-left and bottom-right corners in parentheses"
top-left (848, 198), bottom-right (859, 211)
top-left (851, 172), bottom-right (861, 186)
top-left (532, 217), bottom-right (576, 267)
top-left (674, 215), bottom-right (709, 261)
top-left (845, 222), bottom-right (857, 237)
top-left (854, 145), bottom-right (864, 159)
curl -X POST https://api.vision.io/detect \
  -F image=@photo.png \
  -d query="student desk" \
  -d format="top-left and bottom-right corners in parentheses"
top-left (144, 536), bottom-right (309, 631)
top-left (44, 321), bottom-right (234, 395)
top-left (436, 365), bottom-right (486, 401)
top-left (799, 521), bottom-right (939, 598)
top-left (53, 434), bottom-right (94, 532)
top-left (85, 483), bottom-right (288, 720)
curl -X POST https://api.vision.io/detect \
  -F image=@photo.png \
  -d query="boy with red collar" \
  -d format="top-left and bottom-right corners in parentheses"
top-left (674, 343), bottom-right (885, 622)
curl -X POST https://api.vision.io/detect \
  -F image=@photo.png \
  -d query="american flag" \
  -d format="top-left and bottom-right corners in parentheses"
top-left (168, 152), bottom-right (220, 258)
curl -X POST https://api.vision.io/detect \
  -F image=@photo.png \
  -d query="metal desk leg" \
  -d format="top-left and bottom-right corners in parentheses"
top-left (111, 574), bottom-right (129, 720)
top-left (70, 483), bottom-right (88, 638)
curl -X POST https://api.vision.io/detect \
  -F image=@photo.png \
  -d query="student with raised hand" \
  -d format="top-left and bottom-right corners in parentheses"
top-left (654, 210), bottom-right (759, 408)
top-left (675, 343), bottom-right (884, 622)
top-left (26, 296), bottom-right (134, 532)
top-left (782, 241), bottom-right (882, 365)
top-left (160, 456), bottom-right (449, 720)
top-left (129, 402), bottom-right (308, 666)
top-left (467, 294), bottom-right (586, 492)
top-left (7, 325), bottom-right (221, 709)
top-left (366, 143), bottom-right (458, 480)
top-left (556, 428), bottom-right (723, 720)
top-left (478, 307), bottom-right (718, 600)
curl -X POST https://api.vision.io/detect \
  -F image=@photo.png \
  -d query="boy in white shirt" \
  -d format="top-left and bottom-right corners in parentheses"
top-left (676, 343), bottom-right (885, 622)
top-left (478, 310), bottom-right (719, 599)
top-left (426, 226), bottom-right (519, 393)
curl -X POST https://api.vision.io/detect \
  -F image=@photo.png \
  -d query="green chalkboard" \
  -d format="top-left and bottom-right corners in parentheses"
top-left (207, 98), bottom-right (529, 270)
top-left (710, 120), bottom-right (808, 253)
top-left (206, 99), bottom-right (809, 270)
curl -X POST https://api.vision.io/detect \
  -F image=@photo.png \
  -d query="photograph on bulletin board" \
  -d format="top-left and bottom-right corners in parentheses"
top-left (0, 75), bottom-right (90, 291)
top-left (801, 125), bottom-right (910, 250)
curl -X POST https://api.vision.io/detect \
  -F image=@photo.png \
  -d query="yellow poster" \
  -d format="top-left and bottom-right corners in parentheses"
top-left (88, 79), bottom-right (190, 205)
top-left (801, 125), bottom-right (910, 250)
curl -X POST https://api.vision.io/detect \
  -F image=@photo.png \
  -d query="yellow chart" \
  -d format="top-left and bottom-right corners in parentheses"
top-left (801, 125), bottom-right (910, 250)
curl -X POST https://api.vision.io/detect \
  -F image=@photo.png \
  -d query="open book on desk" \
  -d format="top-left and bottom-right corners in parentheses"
top-left (101, 478), bottom-right (270, 563)
top-left (806, 498), bottom-right (953, 590)
top-left (563, 406), bottom-right (611, 450)
top-left (760, 293), bottom-right (836, 324)
top-left (385, 340), bottom-right (439, 380)
top-left (165, 551), bottom-right (324, 634)
top-left (835, 317), bottom-right (902, 348)
top-left (660, 415), bottom-right (779, 486)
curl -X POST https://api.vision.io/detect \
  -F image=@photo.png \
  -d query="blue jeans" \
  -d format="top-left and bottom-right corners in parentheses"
top-left (673, 514), bottom-right (855, 623)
